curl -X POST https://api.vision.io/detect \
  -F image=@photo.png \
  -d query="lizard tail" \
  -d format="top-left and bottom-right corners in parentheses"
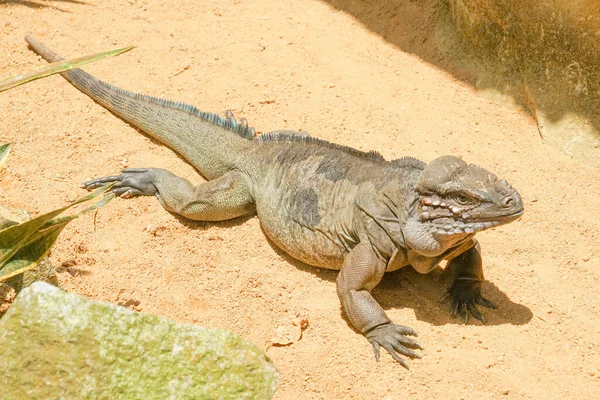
top-left (25, 35), bottom-right (64, 63)
top-left (24, 35), bottom-right (255, 179)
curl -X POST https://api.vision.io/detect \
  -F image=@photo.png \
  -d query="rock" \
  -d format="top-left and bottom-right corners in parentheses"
top-left (437, 0), bottom-right (600, 167)
top-left (0, 204), bottom-right (29, 228)
top-left (3, 257), bottom-right (58, 291)
top-left (0, 283), bottom-right (279, 399)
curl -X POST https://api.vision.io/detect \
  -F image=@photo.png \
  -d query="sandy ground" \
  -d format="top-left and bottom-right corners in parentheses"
top-left (1, 0), bottom-right (599, 398)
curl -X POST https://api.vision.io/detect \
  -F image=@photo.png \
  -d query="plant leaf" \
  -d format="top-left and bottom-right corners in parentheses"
top-left (0, 46), bottom-right (134, 93)
top-left (0, 220), bottom-right (69, 283)
top-left (0, 143), bottom-right (10, 172)
top-left (0, 185), bottom-right (114, 281)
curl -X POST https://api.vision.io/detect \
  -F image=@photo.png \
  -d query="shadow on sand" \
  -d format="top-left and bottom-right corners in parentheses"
top-left (262, 232), bottom-right (532, 327)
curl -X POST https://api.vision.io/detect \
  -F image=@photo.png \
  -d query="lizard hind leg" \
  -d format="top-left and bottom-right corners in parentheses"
top-left (224, 110), bottom-right (311, 139)
top-left (225, 110), bottom-right (255, 137)
top-left (82, 168), bottom-right (256, 221)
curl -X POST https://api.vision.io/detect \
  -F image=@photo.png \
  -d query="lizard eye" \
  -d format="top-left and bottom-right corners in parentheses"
top-left (453, 193), bottom-right (471, 205)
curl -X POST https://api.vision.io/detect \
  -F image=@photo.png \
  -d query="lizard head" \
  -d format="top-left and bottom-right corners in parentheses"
top-left (414, 155), bottom-right (524, 236)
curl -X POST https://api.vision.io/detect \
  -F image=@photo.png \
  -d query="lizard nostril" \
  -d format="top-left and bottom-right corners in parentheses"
top-left (503, 196), bottom-right (514, 207)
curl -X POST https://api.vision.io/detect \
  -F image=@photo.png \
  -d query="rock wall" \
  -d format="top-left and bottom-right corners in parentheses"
top-left (438, 0), bottom-right (600, 166)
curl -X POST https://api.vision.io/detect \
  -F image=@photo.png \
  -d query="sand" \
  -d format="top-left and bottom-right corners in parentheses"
top-left (1, 0), bottom-right (599, 398)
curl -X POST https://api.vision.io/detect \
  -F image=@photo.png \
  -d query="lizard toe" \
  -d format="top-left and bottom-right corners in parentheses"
top-left (366, 323), bottom-right (422, 367)
top-left (81, 174), bottom-right (124, 190)
top-left (475, 294), bottom-right (496, 309)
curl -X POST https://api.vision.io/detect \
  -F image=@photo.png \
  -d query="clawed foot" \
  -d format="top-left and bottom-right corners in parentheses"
top-left (81, 168), bottom-right (161, 198)
top-left (442, 277), bottom-right (496, 324)
top-left (225, 109), bottom-right (248, 129)
top-left (365, 323), bottom-right (422, 369)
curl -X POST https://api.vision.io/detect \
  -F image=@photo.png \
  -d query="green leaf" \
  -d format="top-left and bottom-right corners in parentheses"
top-left (0, 220), bottom-right (69, 282)
top-left (0, 45), bottom-right (134, 93)
top-left (0, 143), bottom-right (9, 172)
top-left (0, 185), bottom-right (114, 282)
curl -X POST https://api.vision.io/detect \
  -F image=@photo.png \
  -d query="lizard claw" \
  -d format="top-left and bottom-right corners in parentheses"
top-left (81, 168), bottom-right (160, 198)
top-left (225, 109), bottom-right (248, 129)
top-left (365, 323), bottom-right (422, 369)
top-left (444, 278), bottom-right (496, 324)
top-left (225, 109), bottom-right (255, 137)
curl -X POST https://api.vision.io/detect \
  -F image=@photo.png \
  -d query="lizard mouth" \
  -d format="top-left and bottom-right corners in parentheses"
top-left (475, 208), bottom-right (524, 223)
top-left (424, 209), bottom-right (524, 236)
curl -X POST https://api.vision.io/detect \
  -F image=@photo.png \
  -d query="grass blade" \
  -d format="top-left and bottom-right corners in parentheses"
top-left (0, 220), bottom-right (69, 283)
top-left (0, 45), bottom-right (134, 93)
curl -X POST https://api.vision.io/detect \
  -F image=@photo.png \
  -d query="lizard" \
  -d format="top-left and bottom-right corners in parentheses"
top-left (25, 35), bottom-right (524, 368)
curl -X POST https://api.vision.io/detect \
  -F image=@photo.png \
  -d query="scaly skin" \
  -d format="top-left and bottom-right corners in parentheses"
top-left (25, 36), bottom-right (524, 368)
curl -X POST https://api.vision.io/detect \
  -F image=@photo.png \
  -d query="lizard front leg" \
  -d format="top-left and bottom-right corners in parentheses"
top-left (336, 242), bottom-right (422, 368)
top-left (445, 241), bottom-right (496, 323)
top-left (82, 169), bottom-right (256, 221)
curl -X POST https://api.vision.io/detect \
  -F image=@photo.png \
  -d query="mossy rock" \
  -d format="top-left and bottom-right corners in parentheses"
top-left (0, 282), bottom-right (280, 399)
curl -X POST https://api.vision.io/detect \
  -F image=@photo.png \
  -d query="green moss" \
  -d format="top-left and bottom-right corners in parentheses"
top-left (0, 283), bottom-right (279, 399)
